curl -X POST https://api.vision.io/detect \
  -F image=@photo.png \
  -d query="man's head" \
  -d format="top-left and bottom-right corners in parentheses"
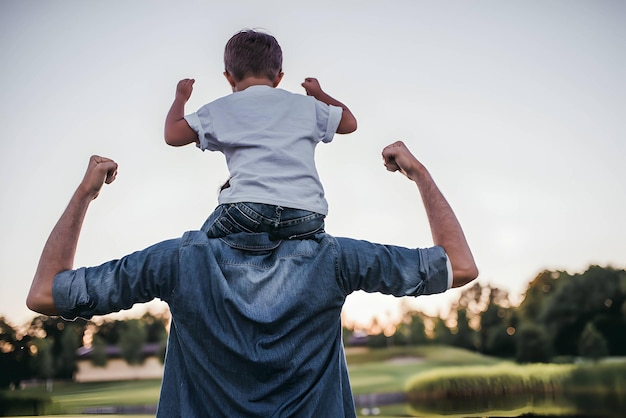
top-left (223, 29), bottom-right (283, 83)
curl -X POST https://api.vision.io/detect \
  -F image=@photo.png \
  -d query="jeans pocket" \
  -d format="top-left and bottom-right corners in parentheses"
top-left (224, 204), bottom-right (261, 233)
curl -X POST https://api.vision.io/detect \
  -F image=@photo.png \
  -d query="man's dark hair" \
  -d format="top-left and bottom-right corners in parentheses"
top-left (224, 29), bottom-right (283, 81)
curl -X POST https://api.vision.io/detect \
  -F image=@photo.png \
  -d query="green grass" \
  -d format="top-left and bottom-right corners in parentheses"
top-left (3, 345), bottom-right (490, 416)
top-left (347, 345), bottom-right (501, 394)
top-left (47, 380), bottom-right (161, 413)
top-left (4, 347), bottom-right (625, 417)
top-left (0, 380), bottom-right (162, 416)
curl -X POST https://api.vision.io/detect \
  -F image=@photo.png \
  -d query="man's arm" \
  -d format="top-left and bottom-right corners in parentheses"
top-left (164, 78), bottom-right (200, 146)
top-left (382, 141), bottom-right (479, 287)
top-left (26, 156), bottom-right (118, 315)
top-left (301, 78), bottom-right (357, 134)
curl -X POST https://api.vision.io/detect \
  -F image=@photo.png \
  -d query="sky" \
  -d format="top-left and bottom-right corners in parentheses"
top-left (1, 0), bottom-right (625, 330)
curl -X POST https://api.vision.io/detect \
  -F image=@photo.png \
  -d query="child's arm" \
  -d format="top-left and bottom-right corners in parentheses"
top-left (164, 79), bottom-right (200, 146)
top-left (301, 78), bottom-right (357, 134)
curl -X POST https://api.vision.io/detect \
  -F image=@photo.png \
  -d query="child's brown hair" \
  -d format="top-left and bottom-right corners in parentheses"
top-left (224, 29), bottom-right (283, 82)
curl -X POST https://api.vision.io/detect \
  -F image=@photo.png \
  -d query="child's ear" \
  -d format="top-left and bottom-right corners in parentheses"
top-left (224, 71), bottom-right (237, 90)
top-left (273, 72), bottom-right (284, 87)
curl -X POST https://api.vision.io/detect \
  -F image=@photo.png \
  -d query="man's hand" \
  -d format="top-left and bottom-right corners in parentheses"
top-left (176, 78), bottom-right (195, 102)
top-left (78, 156), bottom-right (118, 201)
top-left (301, 78), bottom-right (323, 97)
top-left (382, 141), bottom-right (422, 181)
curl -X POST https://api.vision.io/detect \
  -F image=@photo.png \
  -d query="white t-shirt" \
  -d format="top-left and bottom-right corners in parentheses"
top-left (185, 85), bottom-right (342, 215)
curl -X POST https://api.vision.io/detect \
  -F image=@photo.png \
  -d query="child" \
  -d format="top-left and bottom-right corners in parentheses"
top-left (164, 29), bottom-right (357, 240)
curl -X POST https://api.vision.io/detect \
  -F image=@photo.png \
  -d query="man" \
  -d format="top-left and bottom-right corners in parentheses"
top-left (27, 141), bottom-right (478, 417)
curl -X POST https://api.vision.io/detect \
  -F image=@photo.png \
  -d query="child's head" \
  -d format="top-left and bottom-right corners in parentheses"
top-left (224, 29), bottom-right (283, 82)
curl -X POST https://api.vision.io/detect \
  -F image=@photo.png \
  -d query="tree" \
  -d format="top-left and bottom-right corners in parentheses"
top-left (540, 266), bottom-right (626, 356)
top-left (483, 309), bottom-right (518, 358)
top-left (450, 309), bottom-right (477, 351)
top-left (395, 311), bottom-right (428, 346)
top-left (27, 316), bottom-right (87, 380)
top-left (95, 319), bottom-right (125, 345)
top-left (342, 325), bottom-right (354, 346)
top-left (484, 324), bottom-right (516, 358)
top-left (30, 338), bottom-right (54, 390)
top-left (119, 319), bottom-right (147, 365)
top-left (406, 313), bottom-right (428, 346)
top-left (142, 312), bottom-right (169, 343)
top-left (515, 323), bottom-right (552, 363)
top-left (477, 286), bottom-right (510, 353)
top-left (366, 332), bottom-right (388, 349)
top-left (578, 322), bottom-right (609, 360)
top-left (430, 317), bottom-right (454, 346)
top-left (90, 334), bottom-right (108, 367)
top-left (56, 326), bottom-right (81, 379)
top-left (0, 317), bottom-right (31, 388)
top-left (455, 282), bottom-right (484, 315)
top-left (517, 270), bottom-right (565, 323)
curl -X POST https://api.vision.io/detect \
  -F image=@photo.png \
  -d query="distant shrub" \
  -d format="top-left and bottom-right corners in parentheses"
top-left (406, 362), bottom-right (573, 401)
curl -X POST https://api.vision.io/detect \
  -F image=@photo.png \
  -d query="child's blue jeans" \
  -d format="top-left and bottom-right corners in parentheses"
top-left (202, 202), bottom-right (325, 240)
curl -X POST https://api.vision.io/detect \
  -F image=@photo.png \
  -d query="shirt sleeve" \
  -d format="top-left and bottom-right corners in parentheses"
top-left (185, 106), bottom-right (220, 152)
top-left (335, 238), bottom-right (451, 297)
top-left (316, 101), bottom-right (343, 144)
top-left (52, 238), bottom-right (182, 320)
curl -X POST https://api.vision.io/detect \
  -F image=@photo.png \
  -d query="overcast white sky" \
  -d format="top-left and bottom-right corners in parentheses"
top-left (1, 0), bottom-right (624, 329)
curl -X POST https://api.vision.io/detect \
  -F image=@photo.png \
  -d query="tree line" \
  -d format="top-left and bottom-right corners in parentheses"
top-left (2, 265), bottom-right (625, 389)
top-left (344, 265), bottom-right (626, 363)
top-left (0, 312), bottom-right (168, 389)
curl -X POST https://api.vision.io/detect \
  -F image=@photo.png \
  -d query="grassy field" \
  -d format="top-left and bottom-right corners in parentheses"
top-left (3, 346), bottom-right (623, 417)
top-left (1, 345), bottom-right (500, 417)
top-left (347, 345), bottom-right (501, 394)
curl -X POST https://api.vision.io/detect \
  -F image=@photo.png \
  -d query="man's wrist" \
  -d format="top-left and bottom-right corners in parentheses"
top-left (74, 184), bottom-right (98, 203)
top-left (407, 163), bottom-right (428, 183)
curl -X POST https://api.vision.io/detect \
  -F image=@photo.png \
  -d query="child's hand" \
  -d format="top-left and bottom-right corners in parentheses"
top-left (176, 78), bottom-right (195, 102)
top-left (301, 78), bottom-right (323, 97)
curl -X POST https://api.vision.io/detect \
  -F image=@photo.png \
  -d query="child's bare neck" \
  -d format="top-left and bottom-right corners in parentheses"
top-left (233, 76), bottom-right (274, 92)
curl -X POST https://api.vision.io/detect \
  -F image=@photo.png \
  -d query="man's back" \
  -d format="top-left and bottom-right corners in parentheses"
top-left (53, 229), bottom-right (448, 416)
top-left (160, 232), bottom-right (351, 417)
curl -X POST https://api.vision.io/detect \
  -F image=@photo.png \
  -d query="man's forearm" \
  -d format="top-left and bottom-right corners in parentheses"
top-left (412, 166), bottom-right (478, 287)
top-left (27, 189), bottom-right (92, 315)
top-left (27, 155), bottom-right (117, 315)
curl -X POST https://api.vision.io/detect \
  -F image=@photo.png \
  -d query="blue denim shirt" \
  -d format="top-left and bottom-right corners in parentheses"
top-left (53, 232), bottom-right (450, 417)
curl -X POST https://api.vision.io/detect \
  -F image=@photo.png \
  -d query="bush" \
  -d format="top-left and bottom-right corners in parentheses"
top-left (0, 391), bottom-right (52, 416)
top-left (406, 362), bottom-right (574, 401)
top-left (578, 322), bottom-right (609, 360)
top-left (515, 324), bottom-right (552, 363)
